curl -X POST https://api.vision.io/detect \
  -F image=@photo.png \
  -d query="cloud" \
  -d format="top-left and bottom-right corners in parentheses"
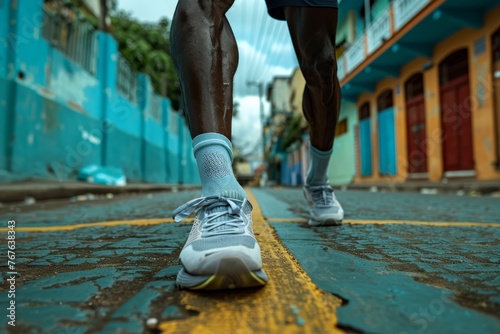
top-left (231, 95), bottom-right (268, 159)
top-left (234, 40), bottom-right (293, 98)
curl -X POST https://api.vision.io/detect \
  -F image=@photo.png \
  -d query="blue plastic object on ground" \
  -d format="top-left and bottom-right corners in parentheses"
top-left (78, 165), bottom-right (127, 186)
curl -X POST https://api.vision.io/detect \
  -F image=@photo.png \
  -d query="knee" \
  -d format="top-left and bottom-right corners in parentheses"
top-left (171, 0), bottom-right (234, 51)
top-left (175, 0), bottom-right (234, 18)
top-left (299, 49), bottom-right (337, 86)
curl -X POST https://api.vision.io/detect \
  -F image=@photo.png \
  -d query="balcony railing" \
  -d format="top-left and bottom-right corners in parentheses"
top-left (393, 0), bottom-right (431, 31)
top-left (366, 8), bottom-right (392, 54)
top-left (345, 36), bottom-right (365, 73)
top-left (117, 55), bottom-right (138, 103)
top-left (42, 8), bottom-right (97, 75)
top-left (337, 57), bottom-right (346, 82)
top-left (339, 0), bottom-right (433, 81)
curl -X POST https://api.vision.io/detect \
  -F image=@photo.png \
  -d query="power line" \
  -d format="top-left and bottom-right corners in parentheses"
top-left (245, 4), bottom-right (269, 82)
top-left (257, 21), bottom-right (291, 83)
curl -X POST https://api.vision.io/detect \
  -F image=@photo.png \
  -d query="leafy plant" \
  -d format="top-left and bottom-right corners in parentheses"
top-left (281, 114), bottom-right (307, 150)
top-left (110, 11), bottom-right (181, 109)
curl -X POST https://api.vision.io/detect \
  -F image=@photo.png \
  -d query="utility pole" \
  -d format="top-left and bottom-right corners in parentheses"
top-left (99, 0), bottom-right (108, 32)
top-left (246, 81), bottom-right (267, 185)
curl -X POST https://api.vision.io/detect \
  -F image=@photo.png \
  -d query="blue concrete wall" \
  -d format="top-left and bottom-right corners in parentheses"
top-left (178, 117), bottom-right (187, 184)
top-left (0, 0), bottom-right (8, 75)
top-left (181, 122), bottom-right (199, 185)
top-left (0, 0), bottom-right (13, 170)
top-left (0, 2), bottom-right (16, 171)
top-left (141, 75), bottom-right (167, 183)
top-left (167, 110), bottom-right (180, 183)
top-left (0, 1), bottom-right (198, 185)
top-left (6, 0), bottom-right (105, 179)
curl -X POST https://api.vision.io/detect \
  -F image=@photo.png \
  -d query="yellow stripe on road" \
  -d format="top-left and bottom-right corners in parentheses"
top-left (267, 218), bottom-right (500, 228)
top-left (346, 220), bottom-right (500, 227)
top-left (3, 217), bottom-right (498, 233)
top-left (2, 216), bottom-right (497, 233)
top-left (159, 188), bottom-right (344, 334)
top-left (0, 218), bottom-right (191, 232)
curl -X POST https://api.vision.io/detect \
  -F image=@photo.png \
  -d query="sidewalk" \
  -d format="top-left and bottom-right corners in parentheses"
top-left (1, 177), bottom-right (500, 204)
top-left (341, 180), bottom-right (500, 195)
top-left (0, 179), bottom-right (200, 203)
top-left (1, 187), bottom-right (498, 333)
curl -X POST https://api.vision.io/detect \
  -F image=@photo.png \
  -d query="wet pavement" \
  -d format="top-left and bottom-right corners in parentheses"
top-left (0, 188), bottom-right (499, 333)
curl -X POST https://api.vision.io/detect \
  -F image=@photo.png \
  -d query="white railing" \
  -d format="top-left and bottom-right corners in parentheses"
top-left (337, 56), bottom-right (346, 82)
top-left (393, 0), bottom-right (430, 31)
top-left (338, 0), bottom-right (433, 80)
top-left (366, 8), bottom-right (392, 54)
top-left (42, 8), bottom-right (98, 75)
top-left (345, 36), bottom-right (365, 73)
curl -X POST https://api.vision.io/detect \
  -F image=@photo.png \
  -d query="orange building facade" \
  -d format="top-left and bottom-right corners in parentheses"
top-left (337, 0), bottom-right (500, 185)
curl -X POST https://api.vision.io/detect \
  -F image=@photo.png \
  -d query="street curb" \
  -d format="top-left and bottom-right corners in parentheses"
top-left (338, 181), bottom-right (500, 195)
top-left (0, 180), bottom-right (201, 203)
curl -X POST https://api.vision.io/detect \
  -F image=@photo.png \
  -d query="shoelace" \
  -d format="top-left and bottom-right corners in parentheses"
top-left (309, 185), bottom-right (335, 208)
top-left (172, 196), bottom-right (247, 235)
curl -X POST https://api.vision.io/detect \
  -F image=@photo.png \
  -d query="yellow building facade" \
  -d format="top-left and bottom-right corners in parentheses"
top-left (337, 0), bottom-right (500, 185)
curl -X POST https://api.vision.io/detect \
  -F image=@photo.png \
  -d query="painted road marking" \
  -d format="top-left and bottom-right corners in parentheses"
top-left (267, 218), bottom-right (500, 227)
top-left (2, 217), bottom-right (498, 233)
top-left (0, 218), bottom-right (192, 232)
top-left (159, 188), bottom-right (344, 334)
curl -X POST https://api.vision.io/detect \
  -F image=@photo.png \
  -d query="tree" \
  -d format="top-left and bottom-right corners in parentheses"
top-left (110, 11), bottom-right (181, 110)
top-left (281, 114), bottom-right (307, 150)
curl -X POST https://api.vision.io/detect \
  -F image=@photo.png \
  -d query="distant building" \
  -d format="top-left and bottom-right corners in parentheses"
top-left (269, 0), bottom-right (500, 187)
top-left (337, 0), bottom-right (500, 185)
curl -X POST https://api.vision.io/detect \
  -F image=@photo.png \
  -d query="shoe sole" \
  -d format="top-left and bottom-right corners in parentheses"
top-left (308, 218), bottom-right (343, 226)
top-left (176, 257), bottom-right (268, 290)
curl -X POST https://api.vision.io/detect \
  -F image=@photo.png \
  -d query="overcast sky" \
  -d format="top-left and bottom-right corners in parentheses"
top-left (116, 0), bottom-right (298, 158)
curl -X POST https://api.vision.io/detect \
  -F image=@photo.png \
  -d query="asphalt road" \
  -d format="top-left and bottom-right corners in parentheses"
top-left (0, 188), bottom-right (499, 333)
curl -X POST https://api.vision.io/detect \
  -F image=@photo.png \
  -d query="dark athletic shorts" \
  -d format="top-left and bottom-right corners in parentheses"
top-left (265, 0), bottom-right (338, 21)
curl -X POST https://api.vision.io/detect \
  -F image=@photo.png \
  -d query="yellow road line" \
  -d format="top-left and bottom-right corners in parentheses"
top-left (4, 217), bottom-right (498, 233)
top-left (346, 220), bottom-right (500, 227)
top-left (0, 218), bottom-right (189, 232)
top-left (159, 188), bottom-right (344, 334)
top-left (3, 216), bottom-right (497, 233)
top-left (267, 218), bottom-right (500, 228)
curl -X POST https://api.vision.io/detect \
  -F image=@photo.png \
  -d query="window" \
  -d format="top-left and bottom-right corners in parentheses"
top-left (335, 118), bottom-right (348, 137)
top-left (405, 73), bottom-right (424, 100)
top-left (359, 102), bottom-right (371, 120)
top-left (439, 49), bottom-right (469, 85)
top-left (377, 90), bottom-right (394, 111)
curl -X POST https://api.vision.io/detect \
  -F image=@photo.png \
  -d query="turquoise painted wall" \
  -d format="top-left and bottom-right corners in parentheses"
top-left (141, 75), bottom-right (167, 183)
top-left (328, 101), bottom-right (358, 185)
top-left (0, 1), bottom-right (13, 170)
top-left (0, 1), bottom-right (199, 184)
top-left (167, 109), bottom-right (180, 183)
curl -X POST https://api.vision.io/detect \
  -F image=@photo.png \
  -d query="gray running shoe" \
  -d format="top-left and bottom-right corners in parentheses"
top-left (172, 196), bottom-right (268, 290)
top-left (303, 184), bottom-right (344, 226)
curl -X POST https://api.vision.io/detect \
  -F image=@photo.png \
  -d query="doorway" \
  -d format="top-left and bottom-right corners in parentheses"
top-left (359, 102), bottom-right (373, 176)
top-left (377, 89), bottom-right (397, 176)
top-left (439, 48), bottom-right (474, 174)
top-left (405, 73), bottom-right (428, 175)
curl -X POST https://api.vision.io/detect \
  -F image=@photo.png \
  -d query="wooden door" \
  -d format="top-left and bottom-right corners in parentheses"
top-left (439, 49), bottom-right (474, 172)
top-left (405, 73), bottom-right (427, 174)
